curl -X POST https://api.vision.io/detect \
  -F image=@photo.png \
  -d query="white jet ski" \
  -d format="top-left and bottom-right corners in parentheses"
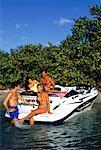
top-left (5, 85), bottom-right (98, 125)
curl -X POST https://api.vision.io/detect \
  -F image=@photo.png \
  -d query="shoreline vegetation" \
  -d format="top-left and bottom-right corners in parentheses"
top-left (0, 5), bottom-right (101, 90)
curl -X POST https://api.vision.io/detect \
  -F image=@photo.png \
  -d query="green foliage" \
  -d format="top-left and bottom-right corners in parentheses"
top-left (0, 5), bottom-right (100, 89)
top-left (90, 4), bottom-right (101, 19)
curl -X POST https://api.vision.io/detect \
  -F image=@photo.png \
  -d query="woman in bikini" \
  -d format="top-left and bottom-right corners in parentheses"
top-left (25, 77), bottom-right (40, 93)
top-left (19, 84), bottom-right (52, 125)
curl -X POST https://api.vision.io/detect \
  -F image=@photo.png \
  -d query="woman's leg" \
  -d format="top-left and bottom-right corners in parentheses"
top-left (29, 117), bottom-right (34, 125)
top-left (19, 107), bottom-right (46, 123)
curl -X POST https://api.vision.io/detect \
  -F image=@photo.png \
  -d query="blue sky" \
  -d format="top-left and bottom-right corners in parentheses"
top-left (0, 0), bottom-right (101, 52)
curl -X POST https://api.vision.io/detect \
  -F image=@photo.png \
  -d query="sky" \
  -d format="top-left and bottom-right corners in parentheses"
top-left (0, 0), bottom-right (101, 52)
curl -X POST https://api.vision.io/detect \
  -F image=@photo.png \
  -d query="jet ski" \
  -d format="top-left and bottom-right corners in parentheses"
top-left (5, 85), bottom-right (98, 125)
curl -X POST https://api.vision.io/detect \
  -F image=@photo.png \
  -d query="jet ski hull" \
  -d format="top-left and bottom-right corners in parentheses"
top-left (5, 86), bottom-right (98, 124)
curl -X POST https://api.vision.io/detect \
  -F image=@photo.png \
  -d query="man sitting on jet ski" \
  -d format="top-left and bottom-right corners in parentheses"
top-left (40, 69), bottom-right (67, 98)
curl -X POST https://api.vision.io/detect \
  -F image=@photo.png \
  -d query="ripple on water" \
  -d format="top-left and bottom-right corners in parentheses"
top-left (1, 103), bottom-right (101, 150)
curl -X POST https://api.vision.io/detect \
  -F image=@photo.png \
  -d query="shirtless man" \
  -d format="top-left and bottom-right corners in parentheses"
top-left (40, 69), bottom-right (67, 98)
top-left (3, 81), bottom-right (34, 125)
top-left (40, 69), bottom-right (55, 92)
top-left (19, 84), bottom-right (52, 125)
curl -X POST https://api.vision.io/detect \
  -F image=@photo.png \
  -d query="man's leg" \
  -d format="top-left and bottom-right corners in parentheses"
top-left (10, 107), bottom-right (19, 125)
top-left (13, 118), bottom-right (19, 126)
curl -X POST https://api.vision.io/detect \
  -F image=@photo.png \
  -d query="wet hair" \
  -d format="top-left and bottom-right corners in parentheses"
top-left (42, 68), bottom-right (47, 73)
top-left (26, 76), bottom-right (31, 82)
top-left (11, 80), bottom-right (20, 89)
top-left (41, 68), bottom-right (47, 78)
top-left (25, 76), bottom-right (31, 91)
top-left (37, 84), bottom-right (45, 92)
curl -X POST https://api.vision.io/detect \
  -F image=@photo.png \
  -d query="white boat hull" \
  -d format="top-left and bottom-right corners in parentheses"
top-left (5, 85), bottom-right (98, 124)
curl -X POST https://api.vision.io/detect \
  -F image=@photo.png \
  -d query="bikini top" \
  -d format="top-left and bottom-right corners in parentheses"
top-left (37, 96), bottom-right (45, 102)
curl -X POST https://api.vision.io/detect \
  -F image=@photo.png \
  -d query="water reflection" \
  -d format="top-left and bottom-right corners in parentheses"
top-left (1, 102), bottom-right (101, 150)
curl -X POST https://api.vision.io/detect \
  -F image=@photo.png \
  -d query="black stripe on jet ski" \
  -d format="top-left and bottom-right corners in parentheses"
top-left (76, 103), bottom-right (91, 112)
top-left (6, 96), bottom-right (98, 126)
top-left (79, 96), bottom-right (90, 100)
top-left (35, 95), bottom-right (98, 125)
top-left (68, 101), bottom-right (83, 104)
top-left (53, 104), bottom-right (60, 110)
top-left (52, 95), bottom-right (97, 125)
top-left (68, 96), bottom-right (90, 104)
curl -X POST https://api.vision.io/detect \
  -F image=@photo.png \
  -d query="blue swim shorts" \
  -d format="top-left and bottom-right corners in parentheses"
top-left (9, 106), bottom-right (19, 120)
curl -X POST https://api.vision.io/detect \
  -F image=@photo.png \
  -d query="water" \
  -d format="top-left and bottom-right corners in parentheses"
top-left (0, 95), bottom-right (101, 150)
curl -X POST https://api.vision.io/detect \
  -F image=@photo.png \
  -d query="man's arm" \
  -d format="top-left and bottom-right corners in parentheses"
top-left (50, 77), bottom-right (55, 89)
top-left (3, 92), bottom-right (12, 111)
top-left (18, 94), bottom-right (34, 106)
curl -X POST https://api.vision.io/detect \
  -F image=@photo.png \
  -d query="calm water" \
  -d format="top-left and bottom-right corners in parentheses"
top-left (0, 95), bottom-right (101, 150)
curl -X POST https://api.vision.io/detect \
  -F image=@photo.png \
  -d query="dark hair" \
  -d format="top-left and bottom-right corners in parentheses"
top-left (42, 68), bottom-right (47, 73)
top-left (37, 84), bottom-right (41, 87)
top-left (26, 76), bottom-right (31, 82)
top-left (37, 84), bottom-right (45, 92)
top-left (11, 80), bottom-right (20, 89)
top-left (25, 76), bottom-right (31, 91)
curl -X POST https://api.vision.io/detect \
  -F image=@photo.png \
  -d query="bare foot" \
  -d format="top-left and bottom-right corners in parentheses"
top-left (48, 112), bottom-right (53, 114)
top-left (13, 119), bottom-right (21, 126)
top-left (30, 118), bottom-right (34, 125)
top-left (19, 119), bottom-right (24, 123)
top-left (11, 120), bottom-right (14, 124)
